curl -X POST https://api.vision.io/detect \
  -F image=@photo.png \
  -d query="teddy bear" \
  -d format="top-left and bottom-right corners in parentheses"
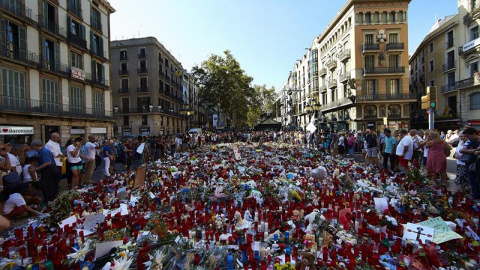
top-left (303, 234), bottom-right (317, 253)
top-left (296, 252), bottom-right (316, 270)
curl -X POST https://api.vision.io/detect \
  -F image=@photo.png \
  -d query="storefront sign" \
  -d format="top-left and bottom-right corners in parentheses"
top-left (462, 37), bottom-right (480, 52)
top-left (0, 126), bottom-right (34, 135)
top-left (367, 122), bottom-right (376, 129)
top-left (71, 67), bottom-right (86, 81)
top-left (467, 119), bottom-right (480, 126)
top-left (71, 128), bottom-right (86, 135)
top-left (91, 127), bottom-right (107, 134)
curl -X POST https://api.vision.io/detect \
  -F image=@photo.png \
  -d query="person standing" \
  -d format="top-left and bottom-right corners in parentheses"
top-left (8, 144), bottom-right (24, 177)
top-left (338, 132), bottom-right (346, 157)
top-left (102, 140), bottom-right (114, 178)
top-left (83, 135), bottom-right (104, 184)
top-left (460, 127), bottom-right (480, 200)
top-left (45, 133), bottom-right (64, 175)
top-left (454, 131), bottom-right (469, 193)
top-left (31, 140), bottom-right (60, 202)
top-left (379, 130), bottom-right (386, 158)
top-left (382, 129), bottom-right (396, 172)
top-left (365, 129), bottom-right (379, 167)
top-left (425, 131), bottom-right (450, 186)
top-left (395, 129), bottom-right (413, 173)
top-left (67, 137), bottom-right (84, 189)
top-left (347, 132), bottom-right (356, 157)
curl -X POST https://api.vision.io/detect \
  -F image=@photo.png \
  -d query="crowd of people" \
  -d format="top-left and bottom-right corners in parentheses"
top-left (1, 126), bottom-right (480, 231)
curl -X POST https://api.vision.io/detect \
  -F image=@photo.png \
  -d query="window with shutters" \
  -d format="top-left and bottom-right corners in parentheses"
top-left (41, 1), bottom-right (56, 34)
top-left (70, 85), bottom-right (84, 114)
top-left (138, 97), bottom-right (150, 112)
top-left (42, 79), bottom-right (60, 113)
top-left (470, 92), bottom-right (480, 110)
top-left (67, 0), bottom-right (81, 18)
top-left (389, 55), bottom-right (399, 67)
top-left (0, 19), bottom-right (27, 62)
top-left (1, 68), bottom-right (26, 110)
top-left (470, 26), bottom-right (479, 41)
top-left (93, 91), bottom-right (103, 116)
top-left (389, 33), bottom-right (398, 43)
top-left (90, 32), bottom-right (103, 58)
top-left (90, 8), bottom-right (101, 32)
top-left (121, 79), bottom-right (128, 91)
top-left (365, 80), bottom-right (376, 97)
top-left (42, 38), bottom-right (59, 71)
top-left (71, 51), bottom-right (82, 69)
top-left (365, 55), bottom-right (375, 68)
top-left (120, 50), bottom-right (127, 60)
top-left (91, 61), bottom-right (105, 84)
top-left (387, 79), bottom-right (400, 97)
top-left (364, 34), bottom-right (374, 45)
top-left (67, 16), bottom-right (86, 48)
top-left (470, 62), bottom-right (478, 77)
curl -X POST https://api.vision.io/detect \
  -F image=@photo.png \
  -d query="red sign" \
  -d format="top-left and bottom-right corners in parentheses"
top-left (467, 119), bottom-right (480, 126)
top-left (71, 67), bottom-right (86, 81)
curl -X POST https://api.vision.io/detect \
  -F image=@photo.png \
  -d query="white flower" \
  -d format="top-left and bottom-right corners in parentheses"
top-left (67, 240), bottom-right (92, 263)
top-left (144, 249), bottom-right (166, 270)
top-left (112, 254), bottom-right (133, 270)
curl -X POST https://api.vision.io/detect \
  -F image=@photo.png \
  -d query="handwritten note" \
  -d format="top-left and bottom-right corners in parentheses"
top-left (83, 214), bottom-right (105, 231)
top-left (403, 223), bottom-right (435, 244)
top-left (417, 217), bottom-right (463, 244)
top-left (95, 240), bottom-right (123, 259)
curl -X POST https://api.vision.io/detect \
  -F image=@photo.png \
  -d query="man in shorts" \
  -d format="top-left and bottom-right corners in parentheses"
top-left (365, 129), bottom-right (379, 166)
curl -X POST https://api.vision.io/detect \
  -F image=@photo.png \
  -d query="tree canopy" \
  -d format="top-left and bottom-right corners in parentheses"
top-left (192, 50), bottom-right (276, 128)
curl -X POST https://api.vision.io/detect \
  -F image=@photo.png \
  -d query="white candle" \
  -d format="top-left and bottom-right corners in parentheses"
top-left (260, 222), bottom-right (264, 232)
top-left (264, 222), bottom-right (268, 233)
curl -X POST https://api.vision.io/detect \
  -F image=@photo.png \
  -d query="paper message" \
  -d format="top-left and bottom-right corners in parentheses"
top-left (83, 214), bottom-right (105, 231)
top-left (133, 166), bottom-right (146, 189)
top-left (76, 229), bottom-right (94, 236)
top-left (59, 215), bottom-right (77, 229)
top-left (95, 240), bottom-right (123, 259)
top-left (417, 217), bottom-right (463, 244)
top-left (403, 223), bottom-right (435, 244)
top-left (233, 147), bottom-right (241, 160)
top-left (374, 197), bottom-right (389, 214)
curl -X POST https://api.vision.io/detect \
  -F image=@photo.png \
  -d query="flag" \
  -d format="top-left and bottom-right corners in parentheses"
top-left (174, 68), bottom-right (183, 77)
top-left (306, 114), bottom-right (316, 133)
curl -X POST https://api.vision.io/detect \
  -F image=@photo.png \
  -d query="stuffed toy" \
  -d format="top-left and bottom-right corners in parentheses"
top-left (296, 252), bottom-right (316, 270)
top-left (303, 234), bottom-right (317, 253)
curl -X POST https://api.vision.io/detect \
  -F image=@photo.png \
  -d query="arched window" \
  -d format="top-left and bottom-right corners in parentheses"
top-left (471, 92), bottom-right (480, 110)
top-left (364, 105), bottom-right (377, 118)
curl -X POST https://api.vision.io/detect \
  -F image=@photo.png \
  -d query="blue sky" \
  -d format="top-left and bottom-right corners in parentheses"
top-left (110, 0), bottom-right (458, 90)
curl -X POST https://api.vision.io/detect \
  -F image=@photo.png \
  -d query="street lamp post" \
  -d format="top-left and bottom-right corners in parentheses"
top-left (179, 104), bottom-right (194, 132)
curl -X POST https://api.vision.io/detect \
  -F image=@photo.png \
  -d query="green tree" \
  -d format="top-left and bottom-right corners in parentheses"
top-left (192, 50), bottom-right (254, 128)
top-left (246, 85), bottom-right (276, 127)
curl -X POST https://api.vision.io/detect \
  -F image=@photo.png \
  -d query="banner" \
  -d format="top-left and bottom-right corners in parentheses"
top-left (213, 114), bottom-right (218, 127)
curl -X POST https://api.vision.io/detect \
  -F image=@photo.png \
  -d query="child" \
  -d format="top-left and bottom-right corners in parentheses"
top-left (2, 187), bottom-right (41, 218)
top-left (23, 156), bottom-right (39, 187)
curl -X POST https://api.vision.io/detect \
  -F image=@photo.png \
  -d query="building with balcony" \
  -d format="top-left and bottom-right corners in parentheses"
top-left (283, 0), bottom-right (413, 132)
top-left (0, 0), bottom-right (115, 143)
top-left (409, 0), bottom-right (480, 130)
top-left (111, 37), bottom-right (189, 136)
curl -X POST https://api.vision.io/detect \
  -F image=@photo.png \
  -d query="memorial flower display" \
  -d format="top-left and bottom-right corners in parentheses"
top-left (1, 142), bottom-right (479, 269)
